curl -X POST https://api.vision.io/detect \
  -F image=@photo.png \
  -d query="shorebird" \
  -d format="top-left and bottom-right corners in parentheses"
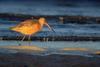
top-left (10, 17), bottom-right (54, 45)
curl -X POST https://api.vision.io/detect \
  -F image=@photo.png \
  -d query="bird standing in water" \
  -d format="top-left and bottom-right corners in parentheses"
top-left (10, 17), bottom-right (54, 45)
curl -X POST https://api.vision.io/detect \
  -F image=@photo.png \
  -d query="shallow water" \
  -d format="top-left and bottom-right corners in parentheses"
top-left (0, 20), bottom-right (100, 37)
top-left (0, 41), bottom-right (100, 50)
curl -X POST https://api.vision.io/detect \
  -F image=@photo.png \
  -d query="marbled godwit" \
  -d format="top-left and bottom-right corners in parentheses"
top-left (10, 17), bottom-right (54, 45)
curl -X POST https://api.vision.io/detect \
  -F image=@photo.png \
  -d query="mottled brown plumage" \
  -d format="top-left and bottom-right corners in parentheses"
top-left (11, 17), bottom-right (53, 45)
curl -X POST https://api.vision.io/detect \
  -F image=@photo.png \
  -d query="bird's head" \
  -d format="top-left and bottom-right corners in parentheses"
top-left (38, 17), bottom-right (55, 32)
top-left (38, 17), bottom-right (47, 25)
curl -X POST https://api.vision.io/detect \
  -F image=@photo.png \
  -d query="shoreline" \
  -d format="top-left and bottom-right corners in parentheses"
top-left (1, 36), bottom-right (100, 41)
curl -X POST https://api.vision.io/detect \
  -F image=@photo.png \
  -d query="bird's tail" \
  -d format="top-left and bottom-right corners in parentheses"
top-left (9, 26), bottom-right (15, 30)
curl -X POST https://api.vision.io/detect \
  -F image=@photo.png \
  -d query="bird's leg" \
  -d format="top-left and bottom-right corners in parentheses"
top-left (20, 35), bottom-right (26, 46)
top-left (21, 35), bottom-right (26, 41)
top-left (28, 35), bottom-right (31, 46)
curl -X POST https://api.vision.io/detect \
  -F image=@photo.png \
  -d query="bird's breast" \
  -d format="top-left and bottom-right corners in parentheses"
top-left (13, 24), bottom-right (42, 35)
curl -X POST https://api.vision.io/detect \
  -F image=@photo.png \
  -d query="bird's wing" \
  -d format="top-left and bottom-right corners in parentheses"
top-left (10, 20), bottom-right (31, 29)
top-left (14, 20), bottom-right (37, 28)
top-left (17, 20), bottom-right (34, 27)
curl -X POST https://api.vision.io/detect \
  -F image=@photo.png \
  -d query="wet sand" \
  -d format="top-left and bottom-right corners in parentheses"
top-left (0, 52), bottom-right (99, 67)
top-left (0, 46), bottom-right (99, 67)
